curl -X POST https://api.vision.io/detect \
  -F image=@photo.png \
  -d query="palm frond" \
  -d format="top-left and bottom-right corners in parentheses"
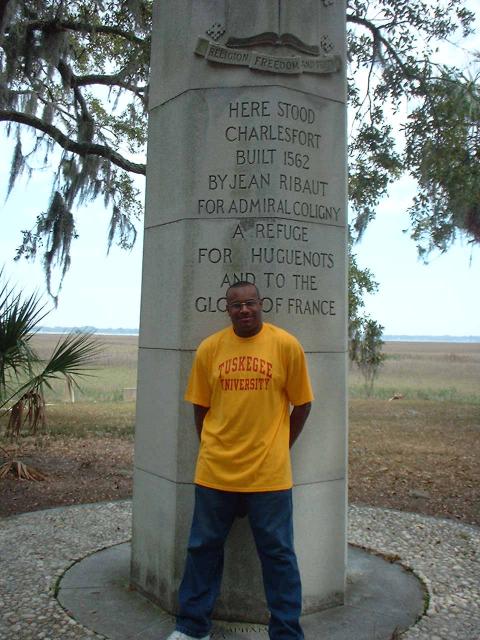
top-left (19, 331), bottom-right (102, 397)
top-left (0, 444), bottom-right (48, 480)
top-left (0, 268), bottom-right (47, 389)
top-left (0, 269), bottom-right (104, 442)
top-left (5, 390), bottom-right (46, 439)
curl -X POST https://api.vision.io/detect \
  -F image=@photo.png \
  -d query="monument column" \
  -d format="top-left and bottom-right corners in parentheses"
top-left (131, 0), bottom-right (348, 622)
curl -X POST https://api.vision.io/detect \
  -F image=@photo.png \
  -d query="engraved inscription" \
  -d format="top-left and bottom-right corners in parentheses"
top-left (192, 91), bottom-right (345, 322)
top-left (196, 97), bottom-right (342, 224)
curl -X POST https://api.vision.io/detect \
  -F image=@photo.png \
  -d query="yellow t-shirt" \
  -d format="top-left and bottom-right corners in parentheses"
top-left (184, 322), bottom-right (314, 492)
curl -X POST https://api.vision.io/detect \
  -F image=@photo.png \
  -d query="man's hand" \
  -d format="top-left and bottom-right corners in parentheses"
top-left (289, 402), bottom-right (311, 448)
top-left (193, 404), bottom-right (209, 439)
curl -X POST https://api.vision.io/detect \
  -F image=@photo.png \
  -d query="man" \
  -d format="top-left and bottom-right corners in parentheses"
top-left (167, 281), bottom-right (313, 640)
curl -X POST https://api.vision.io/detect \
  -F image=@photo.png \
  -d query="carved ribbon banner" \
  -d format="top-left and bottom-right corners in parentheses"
top-left (195, 38), bottom-right (341, 75)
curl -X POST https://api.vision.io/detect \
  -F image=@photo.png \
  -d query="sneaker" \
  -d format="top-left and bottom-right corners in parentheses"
top-left (166, 631), bottom-right (210, 640)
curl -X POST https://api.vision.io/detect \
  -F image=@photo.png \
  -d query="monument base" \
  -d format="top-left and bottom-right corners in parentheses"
top-left (57, 542), bottom-right (426, 640)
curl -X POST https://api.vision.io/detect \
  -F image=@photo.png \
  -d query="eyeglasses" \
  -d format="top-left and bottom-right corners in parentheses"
top-left (227, 299), bottom-right (260, 311)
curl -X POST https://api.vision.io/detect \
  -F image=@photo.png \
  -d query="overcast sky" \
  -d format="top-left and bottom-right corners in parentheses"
top-left (0, 3), bottom-right (478, 337)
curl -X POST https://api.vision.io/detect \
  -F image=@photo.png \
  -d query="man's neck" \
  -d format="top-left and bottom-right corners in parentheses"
top-left (233, 322), bottom-right (263, 338)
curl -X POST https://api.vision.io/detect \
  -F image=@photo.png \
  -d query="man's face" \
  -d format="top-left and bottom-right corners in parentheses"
top-left (226, 284), bottom-right (263, 337)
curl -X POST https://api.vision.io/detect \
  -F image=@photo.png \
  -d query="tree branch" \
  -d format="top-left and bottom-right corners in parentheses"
top-left (57, 59), bottom-right (93, 136)
top-left (347, 13), bottom-right (415, 80)
top-left (346, 12), bottom-right (440, 123)
top-left (70, 72), bottom-right (147, 106)
top-left (75, 72), bottom-right (147, 93)
top-left (0, 110), bottom-right (146, 175)
top-left (0, 0), bottom-right (13, 31)
top-left (24, 19), bottom-right (148, 47)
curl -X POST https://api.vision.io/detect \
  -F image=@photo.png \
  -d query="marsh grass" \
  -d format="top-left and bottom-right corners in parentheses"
top-left (349, 341), bottom-right (480, 403)
top-left (43, 402), bottom-right (136, 438)
top-left (28, 334), bottom-right (138, 403)
top-left (27, 335), bottom-right (480, 406)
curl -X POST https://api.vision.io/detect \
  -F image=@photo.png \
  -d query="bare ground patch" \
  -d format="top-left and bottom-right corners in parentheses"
top-left (0, 437), bottom-right (133, 517)
top-left (349, 399), bottom-right (480, 525)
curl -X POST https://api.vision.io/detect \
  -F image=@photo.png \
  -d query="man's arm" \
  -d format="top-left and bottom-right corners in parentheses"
top-left (193, 404), bottom-right (209, 439)
top-left (289, 402), bottom-right (311, 448)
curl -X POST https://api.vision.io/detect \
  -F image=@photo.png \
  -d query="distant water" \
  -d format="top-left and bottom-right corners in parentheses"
top-left (384, 335), bottom-right (480, 343)
top-left (37, 326), bottom-right (139, 336)
top-left (37, 327), bottom-right (480, 343)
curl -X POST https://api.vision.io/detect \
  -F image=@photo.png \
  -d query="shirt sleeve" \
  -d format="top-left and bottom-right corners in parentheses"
top-left (285, 338), bottom-right (314, 406)
top-left (184, 342), bottom-right (211, 407)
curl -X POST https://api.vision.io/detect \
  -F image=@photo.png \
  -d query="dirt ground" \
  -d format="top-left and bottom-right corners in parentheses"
top-left (348, 400), bottom-right (479, 526)
top-left (0, 437), bottom-right (134, 517)
top-left (1, 399), bottom-right (479, 526)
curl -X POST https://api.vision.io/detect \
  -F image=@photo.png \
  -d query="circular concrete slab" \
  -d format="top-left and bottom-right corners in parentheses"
top-left (57, 542), bottom-right (426, 640)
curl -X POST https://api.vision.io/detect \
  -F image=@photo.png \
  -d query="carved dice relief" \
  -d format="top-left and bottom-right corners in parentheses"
top-left (206, 23), bottom-right (226, 41)
top-left (320, 35), bottom-right (334, 53)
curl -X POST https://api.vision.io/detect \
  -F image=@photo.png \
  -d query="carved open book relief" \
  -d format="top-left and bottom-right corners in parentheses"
top-left (195, 0), bottom-right (340, 75)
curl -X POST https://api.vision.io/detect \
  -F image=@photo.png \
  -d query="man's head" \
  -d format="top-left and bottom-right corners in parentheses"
top-left (226, 281), bottom-right (263, 337)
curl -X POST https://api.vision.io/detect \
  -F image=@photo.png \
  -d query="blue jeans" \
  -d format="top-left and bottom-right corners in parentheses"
top-left (176, 485), bottom-right (304, 640)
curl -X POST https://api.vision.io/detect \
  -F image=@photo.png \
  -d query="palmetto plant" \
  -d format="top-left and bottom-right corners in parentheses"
top-left (0, 269), bottom-right (101, 478)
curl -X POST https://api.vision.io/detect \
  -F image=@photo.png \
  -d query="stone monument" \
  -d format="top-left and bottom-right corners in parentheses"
top-left (131, 0), bottom-right (347, 623)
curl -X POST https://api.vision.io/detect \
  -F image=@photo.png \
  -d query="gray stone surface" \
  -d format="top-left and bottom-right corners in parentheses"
top-left (133, 349), bottom-right (195, 479)
top-left (149, 0), bottom-right (346, 108)
top-left (293, 479), bottom-right (347, 610)
top-left (133, 0), bottom-right (349, 617)
top-left (291, 352), bottom-right (347, 483)
top-left (1, 501), bottom-right (479, 640)
top-left (58, 543), bottom-right (425, 639)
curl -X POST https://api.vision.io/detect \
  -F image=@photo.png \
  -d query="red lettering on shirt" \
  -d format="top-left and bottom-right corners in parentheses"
top-left (219, 377), bottom-right (271, 391)
top-left (217, 356), bottom-right (274, 382)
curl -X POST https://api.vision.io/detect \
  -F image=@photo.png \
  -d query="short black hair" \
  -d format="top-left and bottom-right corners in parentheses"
top-left (226, 280), bottom-right (260, 299)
